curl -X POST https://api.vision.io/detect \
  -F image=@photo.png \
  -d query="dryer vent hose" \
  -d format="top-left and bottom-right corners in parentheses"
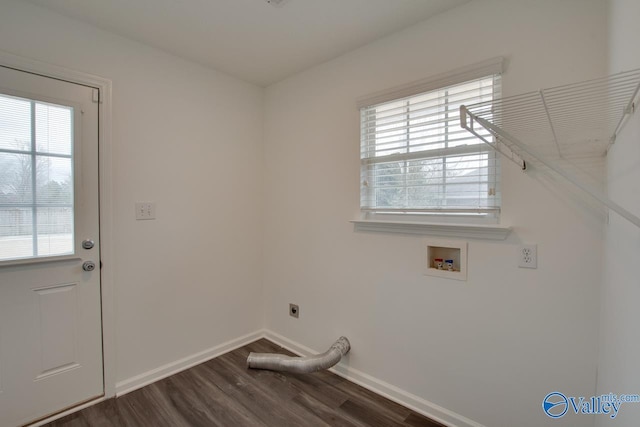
top-left (247, 336), bottom-right (350, 374)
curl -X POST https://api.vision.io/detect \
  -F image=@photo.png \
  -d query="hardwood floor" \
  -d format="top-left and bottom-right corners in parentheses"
top-left (44, 339), bottom-right (445, 427)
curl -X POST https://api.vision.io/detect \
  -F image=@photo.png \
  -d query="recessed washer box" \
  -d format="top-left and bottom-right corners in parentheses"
top-left (425, 239), bottom-right (468, 281)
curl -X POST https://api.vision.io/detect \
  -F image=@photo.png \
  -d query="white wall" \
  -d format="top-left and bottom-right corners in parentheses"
top-left (596, 0), bottom-right (640, 425)
top-left (263, 1), bottom-right (607, 426)
top-left (0, 1), bottom-right (264, 386)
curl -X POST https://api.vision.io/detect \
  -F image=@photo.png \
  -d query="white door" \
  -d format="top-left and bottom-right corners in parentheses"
top-left (0, 65), bottom-right (103, 426)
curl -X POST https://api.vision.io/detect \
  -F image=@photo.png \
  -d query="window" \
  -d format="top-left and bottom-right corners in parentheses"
top-left (359, 62), bottom-right (502, 222)
top-left (0, 93), bottom-right (74, 261)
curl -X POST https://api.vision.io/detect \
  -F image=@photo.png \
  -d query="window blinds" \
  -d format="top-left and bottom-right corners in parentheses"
top-left (360, 74), bottom-right (501, 216)
top-left (0, 93), bottom-right (74, 261)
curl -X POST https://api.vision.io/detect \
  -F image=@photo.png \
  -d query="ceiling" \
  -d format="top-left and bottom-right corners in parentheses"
top-left (27, 0), bottom-right (471, 87)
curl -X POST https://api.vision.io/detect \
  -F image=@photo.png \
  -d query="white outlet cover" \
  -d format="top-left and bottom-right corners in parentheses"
top-left (518, 244), bottom-right (537, 269)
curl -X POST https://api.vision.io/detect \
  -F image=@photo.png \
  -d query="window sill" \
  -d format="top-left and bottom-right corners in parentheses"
top-left (350, 220), bottom-right (511, 240)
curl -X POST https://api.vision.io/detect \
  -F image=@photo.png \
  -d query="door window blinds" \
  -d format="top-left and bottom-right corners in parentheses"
top-left (360, 73), bottom-right (501, 217)
top-left (0, 93), bottom-right (74, 261)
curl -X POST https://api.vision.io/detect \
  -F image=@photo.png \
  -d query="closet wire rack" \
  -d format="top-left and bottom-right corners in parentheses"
top-left (460, 68), bottom-right (640, 228)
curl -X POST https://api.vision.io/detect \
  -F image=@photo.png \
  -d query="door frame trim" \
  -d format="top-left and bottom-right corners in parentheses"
top-left (0, 50), bottom-right (116, 399)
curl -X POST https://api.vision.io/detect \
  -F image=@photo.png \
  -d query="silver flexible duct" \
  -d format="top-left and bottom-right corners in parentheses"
top-left (247, 336), bottom-right (351, 374)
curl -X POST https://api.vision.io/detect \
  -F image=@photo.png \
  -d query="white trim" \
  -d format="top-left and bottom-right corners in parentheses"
top-left (115, 330), bottom-right (264, 396)
top-left (28, 397), bottom-right (106, 427)
top-left (262, 330), bottom-right (486, 427)
top-left (0, 50), bottom-right (116, 399)
top-left (351, 220), bottom-right (511, 240)
top-left (0, 256), bottom-right (83, 268)
top-left (356, 57), bottom-right (505, 109)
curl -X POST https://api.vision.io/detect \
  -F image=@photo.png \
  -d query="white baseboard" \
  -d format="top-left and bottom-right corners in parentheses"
top-left (115, 329), bottom-right (263, 396)
top-left (262, 330), bottom-right (485, 427)
top-left (29, 396), bottom-right (106, 427)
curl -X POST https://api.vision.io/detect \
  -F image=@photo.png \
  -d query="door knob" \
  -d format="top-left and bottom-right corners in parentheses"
top-left (82, 261), bottom-right (96, 272)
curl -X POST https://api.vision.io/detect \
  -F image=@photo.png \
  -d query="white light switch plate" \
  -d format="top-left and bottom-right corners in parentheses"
top-left (135, 202), bottom-right (156, 220)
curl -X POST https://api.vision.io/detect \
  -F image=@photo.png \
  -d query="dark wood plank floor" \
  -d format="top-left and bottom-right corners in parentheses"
top-left (44, 339), bottom-right (445, 427)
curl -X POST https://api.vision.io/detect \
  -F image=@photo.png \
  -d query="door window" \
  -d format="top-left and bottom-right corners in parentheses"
top-left (0, 93), bottom-right (74, 261)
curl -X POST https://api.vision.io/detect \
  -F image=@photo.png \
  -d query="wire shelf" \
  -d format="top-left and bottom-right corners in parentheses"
top-left (460, 68), bottom-right (640, 228)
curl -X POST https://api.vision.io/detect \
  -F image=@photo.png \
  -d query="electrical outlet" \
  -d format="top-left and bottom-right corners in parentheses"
top-left (518, 244), bottom-right (537, 269)
top-left (135, 202), bottom-right (156, 220)
top-left (289, 303), bottom-right (299, 318)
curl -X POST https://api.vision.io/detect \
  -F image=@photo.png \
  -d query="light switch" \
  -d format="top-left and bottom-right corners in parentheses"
top-left (135, 202), bottom-right (156, 220)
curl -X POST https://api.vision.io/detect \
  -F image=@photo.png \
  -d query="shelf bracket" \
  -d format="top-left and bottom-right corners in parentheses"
top-left (460, 105), bottom-right (640, 229)
top-left (613, 79), bottom-right (640, 143)
top-left (460, 106), bottom-right (526, 171)
top-left (539, 90), bottom-right (562, 158)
